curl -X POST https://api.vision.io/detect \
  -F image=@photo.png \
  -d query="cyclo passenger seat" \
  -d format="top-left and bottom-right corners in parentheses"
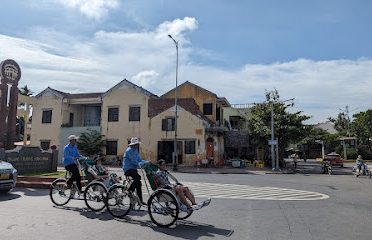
top-left (143, 163), bottom-right (160, 191)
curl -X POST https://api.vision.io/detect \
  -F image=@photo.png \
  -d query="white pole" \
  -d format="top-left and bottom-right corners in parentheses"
top-left (271, 104), bottom-right (275, 170)
top-left (169, 34), bottom-right (179, 171)
top-left (276, 138), bottom-right (279, 170)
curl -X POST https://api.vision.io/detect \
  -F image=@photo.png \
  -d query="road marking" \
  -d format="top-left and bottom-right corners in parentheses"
top-left (182, 182), bottom-right (329, 201)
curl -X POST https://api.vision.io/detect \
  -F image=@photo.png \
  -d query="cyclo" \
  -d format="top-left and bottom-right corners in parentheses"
top-left (49, 157), bottom-right (120, 212)
top-left (105, 162), bottom-right (211, 227)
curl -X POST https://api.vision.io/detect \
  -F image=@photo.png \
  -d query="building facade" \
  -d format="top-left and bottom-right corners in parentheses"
top-left (31, 79), bottom-right (231, 165)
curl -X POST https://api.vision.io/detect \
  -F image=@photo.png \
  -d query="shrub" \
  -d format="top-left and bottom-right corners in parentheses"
top-left (77, 129), bottom-right (106, 157)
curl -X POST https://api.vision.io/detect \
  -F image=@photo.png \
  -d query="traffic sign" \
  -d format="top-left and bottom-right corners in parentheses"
top-left (268, 140), bottom-right (278, 145)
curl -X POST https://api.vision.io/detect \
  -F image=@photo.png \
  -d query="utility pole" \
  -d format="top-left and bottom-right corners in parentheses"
top-left (270, 97), bottom-right (294, 171)
top-left (345, 105), bottom-right (350, 137)
top-left (271, 104), bottom-right (275, 170)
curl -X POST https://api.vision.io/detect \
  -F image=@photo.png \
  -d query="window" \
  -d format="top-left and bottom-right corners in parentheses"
top-left (106, 140), bottom-right (118, 155)
top-left (40, 140), bottom-right (50, 150)
top-left (162, 117), bottom-right (175, 131)
top-left (42, 110), bottom-right (52, 123)
top-left (185, 140), bottom-right (196, 154)
top-left (108, 107), bottom-right (119, 122)
top-left (129, 106), bottom-right (140, 121)
top-left (203, 103), bottom-right (213, 115)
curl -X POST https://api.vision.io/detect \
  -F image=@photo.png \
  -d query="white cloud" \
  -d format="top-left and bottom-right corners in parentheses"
top-left (55, 0), bottom-right (119, 20)
top-left (132, 70), bottom-right (159, 89)
top-left (0, 17), bottom-right (371, 124)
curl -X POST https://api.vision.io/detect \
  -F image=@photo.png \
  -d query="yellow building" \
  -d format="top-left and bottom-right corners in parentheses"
top-left (30, 79), bottom-right (227, 166)
top-left (161, 81), bottom-right (230, 165)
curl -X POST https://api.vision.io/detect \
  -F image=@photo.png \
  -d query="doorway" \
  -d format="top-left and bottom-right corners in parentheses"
top-left (206, 137), bottom-right (214, 160)
top-left (158, 141), bottom-right (183, 164)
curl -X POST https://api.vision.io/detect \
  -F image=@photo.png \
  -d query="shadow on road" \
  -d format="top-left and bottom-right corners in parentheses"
top-left (54, 205), bottom-right (114, 222)
top-left (54, 204), bottom-right (233, 239)
top-left (0, 191), bottom-right (21, 201)
top-left (13, 187), bottom-right (49, 197)
top-left (154, 220), bottom-right (234, 239)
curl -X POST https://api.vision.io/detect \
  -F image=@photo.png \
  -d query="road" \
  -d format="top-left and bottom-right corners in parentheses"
top-left (1, 171), bottom-right (372, 240)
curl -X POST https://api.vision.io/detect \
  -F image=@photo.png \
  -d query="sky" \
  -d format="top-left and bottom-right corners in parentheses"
top-left (1, 0), bottom-right (372, 124)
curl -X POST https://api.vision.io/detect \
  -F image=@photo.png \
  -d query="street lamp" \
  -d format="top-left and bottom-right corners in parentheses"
top-left (270, 98), bottom-right (295, 171)
top-left (168, 34), bottom-right (179, 171)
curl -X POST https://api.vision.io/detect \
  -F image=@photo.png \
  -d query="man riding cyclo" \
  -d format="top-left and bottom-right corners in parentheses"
top-left (63, 135), bottom-right (83, 192)
top-left (122, 137), bottom-right (149, 206)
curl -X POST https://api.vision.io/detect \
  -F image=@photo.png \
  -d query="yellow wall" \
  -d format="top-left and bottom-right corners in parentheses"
top-left (30, 94), bottom-right (63, 149)
top-left (148, 106), bottom-right (207, 165)
top-left (101, 85), bottom-right (152, 158)
top-left (162, 83), bottom-right (218, 123)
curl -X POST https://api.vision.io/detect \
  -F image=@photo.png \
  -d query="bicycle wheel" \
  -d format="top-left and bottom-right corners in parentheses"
top-left (106, 185), bottom-right (131, 218)
top-left (84, 181), bottom-right (107, 212)
top-left (178, 209), bottom-right (193, 220)
top-left (148, 189), bottom-right (179, 227)
top-left (50, 178), bottom-right (71, 206)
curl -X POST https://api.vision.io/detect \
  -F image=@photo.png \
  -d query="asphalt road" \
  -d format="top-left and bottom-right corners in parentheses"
top-left (1, 170), bottom-right (372, 240)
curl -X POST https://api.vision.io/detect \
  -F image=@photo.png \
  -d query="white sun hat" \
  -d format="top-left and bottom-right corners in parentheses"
top-left (67, 135), bottom-right (79, 141)
top-left (129, 137), bottom-right (141, 146)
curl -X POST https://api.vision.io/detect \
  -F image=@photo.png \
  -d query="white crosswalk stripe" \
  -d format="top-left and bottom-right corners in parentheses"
top-left (181, 182), bottom-right (329, 201)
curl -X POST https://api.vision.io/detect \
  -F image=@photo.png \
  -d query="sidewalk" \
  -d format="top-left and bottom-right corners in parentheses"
top-left (16, 165), bottom-right (294, 189)
top-left (175, 165), bottom-right (276, 174)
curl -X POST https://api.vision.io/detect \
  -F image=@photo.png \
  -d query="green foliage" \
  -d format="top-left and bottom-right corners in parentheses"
top-left (357, 145), bottom-right (372, 160)
top-left (335, 147), bottom-right (358, 160)
top-left (19, 85), bottom-right (33, 96)
top-left (351, 110), bottom-right (372, 148)
top-left (247, 89), bottom-right (311, 159)
top-left (328, 112), bottom-right (350, 136)
top-left (77, 129), bottom-right (106, 157)
top-left (346, 148), bottom-right (358, 159)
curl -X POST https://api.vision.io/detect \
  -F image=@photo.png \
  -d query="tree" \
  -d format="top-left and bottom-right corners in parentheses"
top-left (19, 85), bottom-right (33, 96)
top-left (248, 90), bottom-right (311, 162)
top-left (328, 112), bottom-right (350, 136)
top-left (351, 110), bottom-right (372, 150)
top-left (77, 129), bottom-right (106, 157)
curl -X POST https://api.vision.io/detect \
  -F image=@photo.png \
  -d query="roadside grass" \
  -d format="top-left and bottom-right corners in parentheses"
top-left (22, 171), bottom-right (66, 178)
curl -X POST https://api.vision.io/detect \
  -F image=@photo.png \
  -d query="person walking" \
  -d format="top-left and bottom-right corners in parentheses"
top-left (122, 137), bottom-right (148, 205)
top-left (63, 135), bottom-right (82, 192)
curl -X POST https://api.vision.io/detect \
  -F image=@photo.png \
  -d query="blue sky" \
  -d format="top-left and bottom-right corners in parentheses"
top-left (1, 0), bottom-right (372, 123)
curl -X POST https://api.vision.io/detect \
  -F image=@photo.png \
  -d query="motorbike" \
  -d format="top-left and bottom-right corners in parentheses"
top-left (322, 160), bottom-right (332, 175)
top-left (352, 162), bottom-right (372, 178)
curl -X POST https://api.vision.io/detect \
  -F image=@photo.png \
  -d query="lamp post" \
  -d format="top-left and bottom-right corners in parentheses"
top-left (270, 98), bottom-right (295, 171)
top-left (315, 140), bottom-right (325, 159)
top-left (168, 34), bottom-right (179, 171)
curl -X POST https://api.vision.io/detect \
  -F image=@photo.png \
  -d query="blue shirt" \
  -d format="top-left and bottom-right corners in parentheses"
top-left (63, 143), bottom-right (81, 167)
top-left (123, 146), bottom-right (147, 172)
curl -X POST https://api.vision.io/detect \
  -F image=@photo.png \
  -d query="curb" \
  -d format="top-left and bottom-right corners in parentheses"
top-left (16, 176), bottom-right (57, 189)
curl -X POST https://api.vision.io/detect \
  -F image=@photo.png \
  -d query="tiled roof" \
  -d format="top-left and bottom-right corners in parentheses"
top-left (148, 98), bottom-right (211, 123)
top-left (161, 81), bottom-right (217, 98)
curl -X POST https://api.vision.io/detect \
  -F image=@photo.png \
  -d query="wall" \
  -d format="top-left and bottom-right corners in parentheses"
top-left (148, 106), bottom-right (206, 165)
top-left (4, 146), bottom-right (58, 174)
top-left (30, 94), bottom-right (63, 149)
top-left (101, 85), bottom-right (152, 157)
top-left (58, 126), bottom-right (101, 162)
top-left (162, 83), bottom-right (217, 123)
